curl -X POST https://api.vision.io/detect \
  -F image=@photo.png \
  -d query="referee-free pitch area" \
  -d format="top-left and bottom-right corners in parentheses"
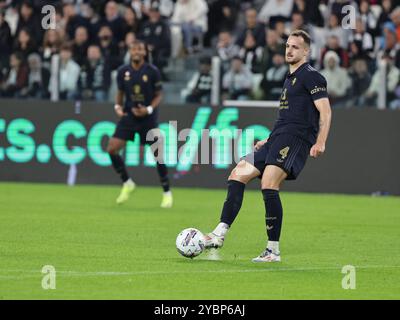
top-left (0, 182), bottom-right (399, 299)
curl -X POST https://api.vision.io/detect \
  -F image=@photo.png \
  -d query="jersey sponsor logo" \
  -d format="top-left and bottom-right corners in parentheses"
top-left (280, 88), bottom-right (287, 100)
top-left (310, 86), bottom-right (327, 95)
top-left (133, 85), bottom-right (141, 94)
top-left (279, 88), bottom-right (289, 109)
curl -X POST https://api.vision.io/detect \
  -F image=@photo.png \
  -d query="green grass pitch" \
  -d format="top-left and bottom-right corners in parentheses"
top-left (0, 182), bottom-right (399, 299)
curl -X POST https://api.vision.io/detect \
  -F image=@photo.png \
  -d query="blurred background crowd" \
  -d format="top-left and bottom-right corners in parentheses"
top-left (0, 0), bottom-right (399, 108)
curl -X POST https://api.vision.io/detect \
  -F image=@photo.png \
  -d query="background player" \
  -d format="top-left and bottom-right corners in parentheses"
top-left (107, 40), bottom-right (172, 208)
top-left (204, 30), bottom-right (332, 262)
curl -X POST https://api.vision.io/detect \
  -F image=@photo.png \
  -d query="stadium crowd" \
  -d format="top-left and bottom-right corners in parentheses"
top-left (0, 0), bottom-right (399, 108)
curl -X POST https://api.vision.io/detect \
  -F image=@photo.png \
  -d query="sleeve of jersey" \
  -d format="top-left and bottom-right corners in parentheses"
top-left (305, 72), bottom-right (328, 101)
top-left (153, 68), bottom-right (163, 92)
top-left (116, 67), bottom-right (124, 91)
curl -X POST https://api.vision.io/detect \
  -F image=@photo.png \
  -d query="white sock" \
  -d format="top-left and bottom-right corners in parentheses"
top-left (124, 179), bottom-right (134, 187)
top-left (213, 222), bottom-right (229, 237)
top-left (164, 191), bottom-right (172, 196)
top-left (267, 241), bottom-right (280, 254)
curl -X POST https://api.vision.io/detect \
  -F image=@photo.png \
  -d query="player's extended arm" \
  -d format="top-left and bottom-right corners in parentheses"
top-left (310, 97), bottom-right (332, 158)
top-left (114, 90), bottom-right (126, 117)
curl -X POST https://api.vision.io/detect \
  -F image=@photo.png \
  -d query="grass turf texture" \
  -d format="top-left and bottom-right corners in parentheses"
top-left (0, 182), bottom-right (399, 300)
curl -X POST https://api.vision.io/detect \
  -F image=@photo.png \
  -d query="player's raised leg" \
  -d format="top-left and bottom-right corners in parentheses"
top-left (252, 165), bottom-right (287, 262)
top-left (204, 160), bottom-right (261, 249)
top-left (107, 137), bottom-right (136, 204)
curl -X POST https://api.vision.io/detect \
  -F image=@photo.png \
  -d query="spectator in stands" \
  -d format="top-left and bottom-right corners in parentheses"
top-left (365, 53), bottom-right (400, 106)
top-left (0, 8), bottom-right (12, 73)
top-left (62, 2), bottom-right (91, 41)
top-left (72, 26), bottom-right (90, 66)
top-left (348, 58), bottom-right (371, 107)
top-left (0, 52), bottom-right (29, 98)
top-left (205, 0), bottom-right (238, 47)
top-left (274, 18), bottom-right (289, 42)
top-left (359, 0), bottom-right (379, 37)
top-left (13, 28), bottom-right (38, 60)
top-left (41, 29), bottom-right (64, 71)
top-left (236, 8), bottom-right (265, 48)
top-left (121, 31), bottom-right (137, 64)
top-left (320, 35), bottom-right (349, 68)
top-left (377, 0), bottom-right (394, 32)
top-left (78, 45), bottom-right (111, 102)
top-left (348, 17), bottom-right (374, 62)
top-left (142, 0), bottom-right (175, 19)
top-left (379, 22), bottom-right (400, 66)
top-left (216, 30), bottom-right (239, 73)
top-left (222, 56), bottom-right (253, 101)
top-left (139, 1), bottom-right (171, 78)
top-left (260, 28), bottom-right (286, 73)
top-left (390, 6), bottom-right (400, 42)
top-left (329, 0), bottom-right (356, 23)
top-left (292, 0), bottom-right (324, 27)
top-left (320, 50), bottom-right (352, 108)
top-left (97, 25), bottom-right (121, 70)
top-left (25, 53), bottom-right (50, 99)
top-left (258, 0), bottom-right (294, 25)
top-left (171, 0), bottom-right (209, 54)
top-left (260, 52), bottom-right (288, 100)
top-left (390, 84), bottom-right (400, 109)
top-left (122, 5), bottom-right (140, 38)
top-left (325, 13), bottom-right (349, 49)
top-left (80, 3), bottom-right (101, 38)
top-left (184, 55), bottom-right (212, 104)
top-left (290, 11), bottom-right (309, 33)
top-left (56, 44), bottom-right (80, 100)
top-left (16, 0), bottom-right (41, 45)
top-left (102, 1), bottom-right (126, 43)
top-left (238, 31), bottom-right (263, 73)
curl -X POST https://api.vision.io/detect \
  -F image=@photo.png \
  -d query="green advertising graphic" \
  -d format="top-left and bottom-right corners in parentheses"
top-left (0, 107), bottom-right (271, 171)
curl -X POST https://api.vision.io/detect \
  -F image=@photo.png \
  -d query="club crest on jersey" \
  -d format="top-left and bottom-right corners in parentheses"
top-left (124, 71), bottom-right (130, 81)
top-left (142, 74), bottom-right (148, 82)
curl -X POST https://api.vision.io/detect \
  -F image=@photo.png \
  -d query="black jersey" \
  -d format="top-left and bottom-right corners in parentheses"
top-left (116, 62), bottom-right (162, 122)
top-left (270, 63), bottom-right (328, 145)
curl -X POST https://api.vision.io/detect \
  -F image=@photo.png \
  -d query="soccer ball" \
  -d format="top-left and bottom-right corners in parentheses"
top-left (176, 228), bottom-right (205, 258)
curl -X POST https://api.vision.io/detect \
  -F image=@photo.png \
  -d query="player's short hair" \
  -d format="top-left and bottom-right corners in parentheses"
top-left (289, 30), bottom-right (311, 47)
top-left (129, 39), bottom-right (147, 49)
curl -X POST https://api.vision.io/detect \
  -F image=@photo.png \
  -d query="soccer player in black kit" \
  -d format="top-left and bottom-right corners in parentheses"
top-left (204, 30), bottom-right (332, 262)
top-left (107, 40), bottom-right (172, 208)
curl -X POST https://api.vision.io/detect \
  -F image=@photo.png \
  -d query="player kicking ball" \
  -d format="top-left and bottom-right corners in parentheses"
top-left (204, 30), bottom-right (332, 262)
top-left (107, 40), bottom-right (172, 208)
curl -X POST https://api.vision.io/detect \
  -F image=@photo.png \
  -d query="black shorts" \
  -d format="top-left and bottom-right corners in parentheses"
top-left (243, 133), bottom-right (311, 180)
top-left (113, 115), bottom-right (159, 145)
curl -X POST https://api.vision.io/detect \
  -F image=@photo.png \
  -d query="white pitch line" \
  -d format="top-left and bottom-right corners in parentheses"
top-left (1, 265), bottom-right (400, 279)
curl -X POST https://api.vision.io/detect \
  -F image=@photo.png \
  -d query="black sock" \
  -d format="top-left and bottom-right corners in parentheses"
top-left (156, 162), bottom-right (170, 192)
top-left (110, 154), bottom-right (130, 183)
top-left (262, 189), bottom-right (283, 242)
top-left (220, 180), bottom-right (246, 226)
